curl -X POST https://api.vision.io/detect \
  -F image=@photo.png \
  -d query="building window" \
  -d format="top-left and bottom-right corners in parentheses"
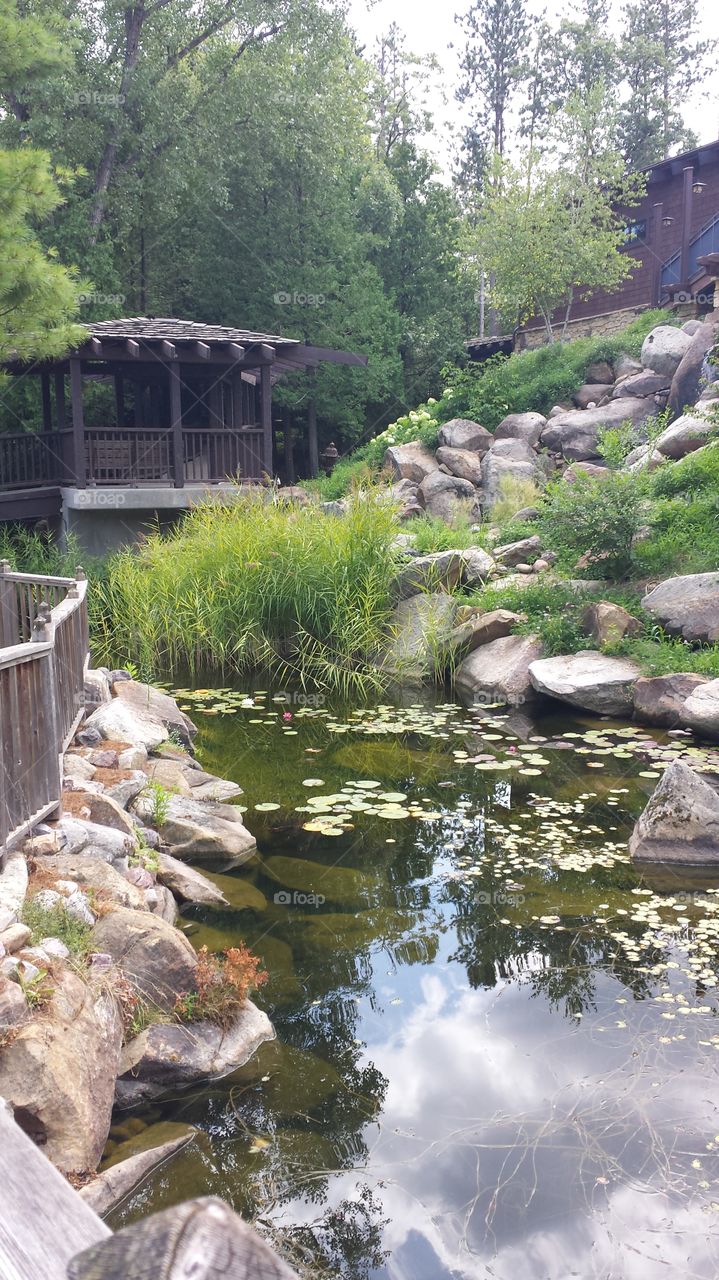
top-left (624, 219), bottom-right (648, 243)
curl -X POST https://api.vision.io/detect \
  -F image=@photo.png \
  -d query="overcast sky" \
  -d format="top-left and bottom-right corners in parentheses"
top-left (347, 0), bottom-right (719, 172)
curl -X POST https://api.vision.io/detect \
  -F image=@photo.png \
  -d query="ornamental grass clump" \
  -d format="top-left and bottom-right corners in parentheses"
top-left (92, 490), bottom-right (401, 696)
top-left (174, 945), bottom-right (268, 1029)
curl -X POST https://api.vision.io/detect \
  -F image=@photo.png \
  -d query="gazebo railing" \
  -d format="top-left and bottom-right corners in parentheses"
top-left (0, 563), bottom-right (88, 868)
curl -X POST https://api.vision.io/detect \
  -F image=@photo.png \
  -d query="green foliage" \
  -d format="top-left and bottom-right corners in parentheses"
top-left (437, 310), bottom-right (670, 430)
top-left (466, 578), bottom-right (643, 657)
top-left (22, 896), bottom-right (93, 962)
top-left (174, 944), bottom-right (268, 1029)
top-left (621, 635), bottom-right (719, 678)
top-left (491, 474), bottom-right (541, 524)
top-left (538, 470), bottom-right (647, 579)
top-left (410, 513), bottom-right (477, 553)
top-left (142, 780), bottom-right (173, 829)
top-left (633, 441), bottom-right (719, 577)
top-left (92, 492), bottom-right (401, 697)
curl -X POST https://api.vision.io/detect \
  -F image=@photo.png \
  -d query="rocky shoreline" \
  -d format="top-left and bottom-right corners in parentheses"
top-left (0, 671), bottom-right (273, 1193)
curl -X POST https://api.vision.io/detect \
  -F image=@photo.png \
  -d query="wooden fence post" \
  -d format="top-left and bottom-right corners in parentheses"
top-left (0, 560), bottom-right (15, 649)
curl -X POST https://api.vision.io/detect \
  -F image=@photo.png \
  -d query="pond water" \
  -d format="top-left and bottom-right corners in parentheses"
top-left (109, 687), bottom-right (719, 1279)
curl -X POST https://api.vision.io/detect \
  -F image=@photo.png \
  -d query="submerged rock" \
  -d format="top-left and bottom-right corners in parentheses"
top-left (629, 760), bottom-right (719, 867)
top-left (642, 572), bottom-right (719, 644)
top-left (156, 852), bottom-right (228, 907)
top-left (80, 1124), bottom-right (198, 1215)
top-left (454, 634), bottom-right (543, 709)
top-left (115, 1000), bottom-right (274, 1107)
top-left (528, 650), bottom-right (640, 715)
top-left (262, 855), bottom-right (378, 908)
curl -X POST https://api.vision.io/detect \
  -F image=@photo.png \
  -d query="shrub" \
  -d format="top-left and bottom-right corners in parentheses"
top-left (491, 475), bottom-right (541, 525)
top-left (411, 510), bottom-right (477, 553)
top-left (22, 896), bottom-right (93, 961)
top-left (467, 579), bottom-right (646, 657)
top-left (174, 944), bottom-right (268, 1028)
top-left (538, 471), bottom-right (647, 579)
top-left (620, 635), bottom-right (719, 677)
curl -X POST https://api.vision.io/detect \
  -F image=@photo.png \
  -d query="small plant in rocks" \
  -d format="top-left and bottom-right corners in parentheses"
top-left (174, 945), bottom-right (268, 1029)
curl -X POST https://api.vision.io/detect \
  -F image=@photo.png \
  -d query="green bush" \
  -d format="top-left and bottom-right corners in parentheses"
top-left (434, 310), bottom-right (673, 431)
top-left (92, 490), bottom-right (401, 696)
top-left (537, 471), bottom-right (647, 579)
top-left (410, 512), bottom-right (477, 553)
top-left (22, 896), bottom-right (93, 961)
top-left (620, 635), bottom-right (719, 677)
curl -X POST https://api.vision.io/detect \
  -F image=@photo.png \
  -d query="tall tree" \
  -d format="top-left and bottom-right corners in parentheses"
top-left (618, 0), bottom-right (714, 169)
top-left (455, 0), bottom-right (532, 165)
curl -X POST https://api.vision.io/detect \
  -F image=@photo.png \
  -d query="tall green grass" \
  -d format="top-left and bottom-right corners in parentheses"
top-left (92, 492), bottom-right (402, 696)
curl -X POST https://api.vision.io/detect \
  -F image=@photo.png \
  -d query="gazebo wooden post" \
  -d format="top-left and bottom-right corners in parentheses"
top-left (53, 371), bottom-right (67, 481)
top-left (69, 358), bottom-right (87, 488)
top-left (282, 406), bottom-right (295, 484)
top-left (168, 362), bottom-right (184, 489)
top-left (114, 374), bottom-right (125, 428)
top-left (307, 372), bottom-right (319, 478)
top-left (260, 363), bottom-right (273, 477)
top-left (40, 373), bottom-right (52, 433)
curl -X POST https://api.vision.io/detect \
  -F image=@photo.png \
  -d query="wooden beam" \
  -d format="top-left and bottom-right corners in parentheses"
top-left (260, 363), bottom-right (273, 476)
top-left (87, 337), bottom-right (102, 357)
top-left (194, 341), bottom-right (211, 360)
top-left (53, 372), bottom-right (65, 432)
top-left (298, 344), bottom-right (368, 367)
top-left (113, 374), bottom-right (124, 428)
top-left (69, 358), bottom-right (86, 487)
top-left (307, 374), bottom-right (319, 478)
top-left (40, 373), bottom-right (52, 433)
top-left (125, 339), bottom-right (140, 359)
top-left (282, 406), bottom-right (295, 484)
top-left (169, 361), bottom-right (184, 489)
top-left (160, 340), bottom-right (176, 360)
top-left (232, 374), bottom-right (243, 428)
top-left (226, 342), bottom-right (245, 361)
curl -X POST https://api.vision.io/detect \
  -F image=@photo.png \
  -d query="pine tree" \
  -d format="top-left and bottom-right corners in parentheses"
top-left (455, 0), bottom-right (532, 164)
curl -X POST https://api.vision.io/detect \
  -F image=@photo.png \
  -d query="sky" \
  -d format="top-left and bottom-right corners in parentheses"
top-left (347, 0), bottom-right (719, 173)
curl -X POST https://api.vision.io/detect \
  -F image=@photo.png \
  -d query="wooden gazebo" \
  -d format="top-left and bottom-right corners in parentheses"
top-left (0, 318), bottom-right (366, 513)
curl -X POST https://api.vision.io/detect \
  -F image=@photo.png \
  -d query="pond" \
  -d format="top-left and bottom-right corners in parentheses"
top-left (109, 687), bottom-right (719, 1279)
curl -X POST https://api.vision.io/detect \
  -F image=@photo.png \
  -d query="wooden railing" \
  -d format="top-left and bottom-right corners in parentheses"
top-left (0, 431), bottom-right (67, 490)
top-left (0, 562), bottom-right (89, 867)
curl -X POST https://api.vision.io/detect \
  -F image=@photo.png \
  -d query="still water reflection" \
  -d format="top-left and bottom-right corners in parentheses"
top-left (110, 690), bottom-right (719, 1278)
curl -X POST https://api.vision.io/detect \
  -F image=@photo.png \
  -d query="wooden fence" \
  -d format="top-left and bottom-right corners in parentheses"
top-left (0, 561), bottom-right (89, 868)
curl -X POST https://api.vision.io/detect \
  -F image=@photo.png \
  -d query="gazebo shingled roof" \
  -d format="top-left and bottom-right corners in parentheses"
top-left (85, 317), bottom-right (299, 346)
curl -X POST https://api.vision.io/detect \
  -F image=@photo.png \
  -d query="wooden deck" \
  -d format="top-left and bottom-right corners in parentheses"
top-left (0, 563), bottom-right (88, 867)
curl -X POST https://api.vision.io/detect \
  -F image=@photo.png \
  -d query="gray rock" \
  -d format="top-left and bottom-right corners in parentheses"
top-left (629, 760), bottom-right (719, 867)
top-left (31, 889), bottom-right (63, 913)
top-left (581, 601), bottom-right (642, 646)
top-left (641, 324), bottom-right (692, 377)
top-left (528, 650), bottom-right (641, 714)
top-left (111, 680), bottom-right (197, 747)
top-left (611, 370), bottom-right (670, 398)
top-left (642, 572), bottom-right (719, 643)
top-left (586, 360), bottom-right (615, 384)
top-left (633, 673), bottom-right (710, 728)
top-left (117, 744), bottom-right (148, 770)
top-left (449, 608), bottom-right (522, 656)
top-left (437, 418), bottom-right (492, 453)
top-left (494, 412), bottom-right (546, 447)
top-left (0, 924), bottom-right (31, 954)
top-left (418, 470), bottom-right (477, 523)
top-left (454, 634), bottom-right (543, 709)
top-left (92, 907), bottom-right (198, 1010)
top-left (115, 1000), bottom-right (275, 1107)
top-left (681, 679), bottom-right (719, 741)
top-left (132, 794), bottom-right (257, 865)
top-left (84, 699), bottom-right (168, 751)
top-left (47, 854), bottom-right (148, 911)
top-left (665, 317), bottom-right (716, 417)
top-left (0, 977), bottom-right (29, 1029)
top-left (613, 355), bottom-right (643, 382)
top-left (157, 853), bottom-right (228, 907)
top-left (540, 397), bottom-right (655, 461)
top-left (480, 452), bottom-right (543, 509)
top-left (84, 668), bottom-right (112, 709)
top-left (383, 593), bottom-right (458, 682)
top-left (63, 754), bottom-right (97, 783)
top-left (62, 790), bottom-right (138, 837)
top-left (383, 442), bottom-right (439, 484)
top-left (563, 461), bottom-right (611, 483)
top-left (0, 970), bottom-right (122, 1172)
top-left (393, 550), bottom-right (464, 600)
top-left (654, 413), bottom-right (712, 459)
top-left (625, 443), bottom-right (664, 473)
top-left (458, 547), bottom-right (496, 587)
top-left (435, 446), bottom-right (484, 486)
top-left (0, 852), bottom-right (28, 926)
top-left (494, 534), bottom-right (542, 568)
top-left (65, 891), bottom-right (96, 926)
top-left (144, 884), bottom-right (178, 924)
top-left (574, 383), bottom-right (613, 409)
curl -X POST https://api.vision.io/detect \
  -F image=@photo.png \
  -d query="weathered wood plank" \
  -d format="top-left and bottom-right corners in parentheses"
top-left (0, 1101), bottom-right (110, 1280)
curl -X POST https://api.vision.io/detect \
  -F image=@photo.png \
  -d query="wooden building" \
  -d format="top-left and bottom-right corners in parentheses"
top-left (0, 318), bottom-right (366, 551)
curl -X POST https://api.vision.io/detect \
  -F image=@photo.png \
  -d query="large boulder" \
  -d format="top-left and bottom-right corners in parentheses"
top-left (528, 650), bottom-right (640, 715)
top-left (640, 325), bottom-right (692, 377)
top-left (581, 601), bottom-right (642, 646)
top-left (384, 593), bottom-right (458, 682)
top-left (132, 793), bottom-right (257, 865)
top-left (79, 1125), bottom-right (198, 1216)
top-left (61, 790), bottom-right (137, 838)
top-left (614, 355), bottom-right (642, 382)
top-left (383, 442), bottom-right (438, 484)
top-left (480, 451), bottom-right (542, 509)
top-left (454, 634), bottom-right (543, 709)
top-left (435, 446), bottom-right (484, 486)
top-left (573, 384), bottom-right (613, 410)
top-left (0, 970), bottom-right (122, 1172)
top-left (669, 320), bottom-right (719, 417)
top-left (681, 679), bottom-right (719, 741)
top-left (393, 550), bottom-right (464, 599)
top-left (91, 907), bottom-right (198, 1010)
top-left (642, 573), bottom-right (719, 643)
top-left (437, 418), bottom-right (492, 453)
top-left (418, 470), bottom-right (477, 522)
top-left (115, 1002), bottom-right (275, 1107)
top-left (586, 360), bottom-right (615, 384)
top-left (633, 673), bottom-right (710, 728)
top-left (540, 397), bottom-right (655, 461)
top-left (611, 370), bottom-right (670, 399)
top-left (111, 680), bottom-right (197, 747)
top-left (629, 760), bottom-right (719, 867)
top-left (449, 608), bottom-right (522, 655)
top-left (654, 413), bottom-right (712, 460)
top-left (84, 699), bottom-right (168, 751)
top-left (0, 852), bottom-right (28, 931)
top-left (494, 412), bottom-right (546, 447)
